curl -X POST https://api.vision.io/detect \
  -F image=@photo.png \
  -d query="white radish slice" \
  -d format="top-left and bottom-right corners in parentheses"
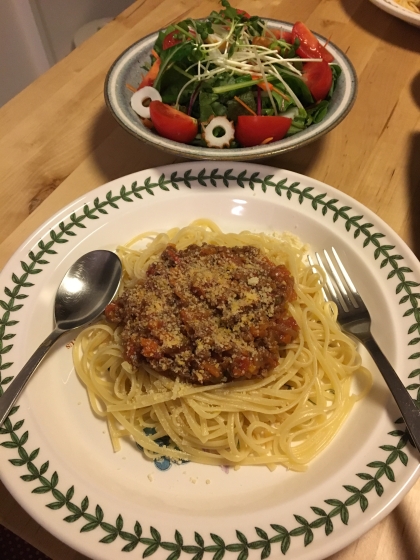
top-left (130, 87), bottom-right (162, 119)
top-left (203, 116), bottom-right (235, 148)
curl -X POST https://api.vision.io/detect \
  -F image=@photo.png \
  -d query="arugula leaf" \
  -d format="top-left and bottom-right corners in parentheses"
top-left (278, 72), bottom-right (313, 104)
top-left (153, 29), bottom-right (167, 56)
top-left (199, 92), bottom-right (228, 121)
top-left (212, 75), bottom-right (267, 97)
top-left (271, 91), bottom-right (294, 113)
top-left (246, 15), bottom-right (266, 37)
top-left (226, 91), bottom-right (256, 121)
top-left (153, 42), bottom-right (197, 90)
top-left (219, 0), bottom-right (241, 21)
top-left (187, 18), bottom-right (213, 41)
top-left (199, 92), bottom-right (219, 122)
top-left (160, 69), bottom-right (194, 104)
top-left (306, 100), bottom-right (329, 124)
top-left (286, 110), bottom-right (309, 136)
top-left (327, 64), bottom-right (342, 99)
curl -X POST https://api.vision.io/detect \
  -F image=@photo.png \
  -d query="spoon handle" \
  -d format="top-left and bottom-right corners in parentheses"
top-left (0, 328), bottom-right (65, 427)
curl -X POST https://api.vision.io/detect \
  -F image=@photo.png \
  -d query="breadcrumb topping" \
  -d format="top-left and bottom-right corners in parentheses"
top-left (105, 244), bottom-right (298, 384)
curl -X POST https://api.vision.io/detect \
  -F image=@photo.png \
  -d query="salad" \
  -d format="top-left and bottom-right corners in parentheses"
top-left (130, 0), bottom-right (342, 149)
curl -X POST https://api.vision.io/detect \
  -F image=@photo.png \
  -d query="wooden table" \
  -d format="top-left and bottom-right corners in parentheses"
top-left (0, 0), bottom-right (419, 558)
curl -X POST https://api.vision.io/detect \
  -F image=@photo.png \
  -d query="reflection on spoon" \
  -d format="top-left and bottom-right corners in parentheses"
top-left (0, 250), bottom-right (122, 427)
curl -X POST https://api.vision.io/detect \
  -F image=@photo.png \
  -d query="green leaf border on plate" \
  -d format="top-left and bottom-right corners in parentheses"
top-left (0, 168), bottom-right (418, 558)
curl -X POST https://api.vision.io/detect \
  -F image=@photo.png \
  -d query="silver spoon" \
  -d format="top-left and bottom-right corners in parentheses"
top-left (0, 250), bottom-right (122, 427)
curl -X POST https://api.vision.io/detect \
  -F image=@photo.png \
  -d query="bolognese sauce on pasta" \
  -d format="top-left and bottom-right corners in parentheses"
top-left (104, 243), bottom-right (298, 384)
top-left (73, 220), bottom-right (371, 470)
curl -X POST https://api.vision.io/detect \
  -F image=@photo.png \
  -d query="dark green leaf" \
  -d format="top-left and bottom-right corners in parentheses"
top-left (9, 459), bottom-right (26, 466)
top-left (270, 525), bottom-right (288, 537)
top-left (95, 504), bottom-right (104, 522)
top-left (1, 442), bottom-right (18, 450)
top-left (210, 534), bottom-right (225, 547)
top-left (325, 518), bottom-right (333, 536)
top-left (384, 465), bottom-right (395, 481)
top-left (81, 521), bottom-right (100, 532)
top-left (311, 514), bottom-right (328, 528)
top-left (32, 486), bottom-right (51, 494)
top-left (100, 522), bottom-right (116, 534)
top-left (340, 506), bottom-right (349, 525)
top-left (289, 526), bottom-right (306, 537)
top-left (166, 550), bottom-right (182, 560)
top-left (46, 501), bottom-right (65, 510)
top-left (281, 535), bottom-right (291, 555)
top-left (100, 533), bottom-right (118, 544)
top-left (63, 514), bottom-right (82, 523)
top-left (304, 529), bottom-right (314, 547)
top-left (195, 532), bottom-right (204, 547)
top-left (122, 540), bottom-right (139, 552)
top-left (360, 495), bottom-right (368, 512)
top-left (51, 471), bottom-right (58, 488)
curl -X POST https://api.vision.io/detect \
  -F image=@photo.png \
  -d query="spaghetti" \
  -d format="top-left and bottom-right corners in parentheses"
top-left (393, 0), bottom-right (420, 13)
top-left (73, 220), bottom-right (372, 470)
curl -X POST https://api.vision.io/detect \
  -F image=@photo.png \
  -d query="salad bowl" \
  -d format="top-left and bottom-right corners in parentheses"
top-left (104, 19), bottom-right (357, 161)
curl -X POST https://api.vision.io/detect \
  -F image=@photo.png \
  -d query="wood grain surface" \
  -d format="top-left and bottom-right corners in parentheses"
top-left (0, 1), bottom-right (419, 559)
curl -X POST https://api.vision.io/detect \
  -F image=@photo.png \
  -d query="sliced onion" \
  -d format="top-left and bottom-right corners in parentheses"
top-left (203, 116), bottom-right (235, 148)
top-left (130, 87), bottom-right (162, 119)
top-left (281, 107), bottom-right (299, 119)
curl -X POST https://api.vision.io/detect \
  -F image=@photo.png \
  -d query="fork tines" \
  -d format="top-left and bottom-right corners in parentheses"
top-left (309, 248), bottom-right (363, 313)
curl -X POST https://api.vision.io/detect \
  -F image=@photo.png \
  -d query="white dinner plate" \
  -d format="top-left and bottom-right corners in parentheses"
top-left (368, 0), bottom-right (420, 27)
top-left (0, 162), bottom-right (419, 560)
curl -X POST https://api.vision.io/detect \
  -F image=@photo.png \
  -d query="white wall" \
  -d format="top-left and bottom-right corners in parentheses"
top-left (0, 0), bottom-right (134, 108)
top-left (31, 0), bottom-right (134, 64)
top-left (0, 0), bottom-right (51, 107)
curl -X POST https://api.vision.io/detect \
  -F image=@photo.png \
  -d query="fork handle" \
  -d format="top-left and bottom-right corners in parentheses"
top-left (365, 336), bottom-right (420, 453)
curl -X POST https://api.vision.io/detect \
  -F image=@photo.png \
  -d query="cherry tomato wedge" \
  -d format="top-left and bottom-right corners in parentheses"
top-left (292, 22), bottom-right (334, 63)
top-left (252, 36), bottom-right (275, 49)
top-left (138, 57), bottom-right (161, 89)
top-left (235, 116), bottom-right (292, 147)
top-left (162, 30), bottom-right (183, 50)
top-left (301, 60), bottom-right (333, 101)
top-left (266, 28), bottom-right (293, 44)
top-left (221, 7), bottom-right (250, 19)
top-left (149, 101), bottom-right (198, 143)
top-left (236, 8), bottom-right (250, 18)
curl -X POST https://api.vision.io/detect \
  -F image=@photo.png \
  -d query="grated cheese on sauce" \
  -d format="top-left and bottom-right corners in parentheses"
top-left (105, 244), bottom-right (299, 384)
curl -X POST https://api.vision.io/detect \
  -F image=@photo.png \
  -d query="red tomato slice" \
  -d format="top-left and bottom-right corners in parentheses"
top-left (292, 21), bottom-right (334, 63)
top-left (267, 28), bottom-right (293, 44)
top-left (162, 30), bottom-right (183, 50)
top-left (252, 36), bottom-right (275, 49)
top-left (149, 101), bottom-right (198, 144)
top-left (301, 60), bottom-right (333, 101)
top-left (235, 116), bottom-right (292, 147)
top-left (236, 8), bottom-right (250, 18)
top-left (221, 7), bottom-right (250, 19)
top-left (137, 58), bottom-right (161, 89)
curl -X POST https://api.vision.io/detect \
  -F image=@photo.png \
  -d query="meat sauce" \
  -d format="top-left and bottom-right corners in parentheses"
top-left (105, 243), bottom-right (299, 385)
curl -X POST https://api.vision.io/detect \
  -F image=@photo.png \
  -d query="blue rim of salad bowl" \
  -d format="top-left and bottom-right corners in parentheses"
top-left (104, 19), bottom-right (358, 161)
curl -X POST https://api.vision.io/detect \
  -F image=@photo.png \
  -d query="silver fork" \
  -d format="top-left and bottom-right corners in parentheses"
top-left (309, 248), bottom-right (420, 454)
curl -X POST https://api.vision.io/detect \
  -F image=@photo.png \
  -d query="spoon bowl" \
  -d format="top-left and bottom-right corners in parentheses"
top-left (55, 250), bottom-right (122, 330)
top-left (0, 250), bottom-right (122, 426)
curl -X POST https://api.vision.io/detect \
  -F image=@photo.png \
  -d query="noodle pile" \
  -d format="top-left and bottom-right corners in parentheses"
top-left (73, 220), bottom-right (371, 471)
top-left (393, 0), bottom-right (420, 13)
